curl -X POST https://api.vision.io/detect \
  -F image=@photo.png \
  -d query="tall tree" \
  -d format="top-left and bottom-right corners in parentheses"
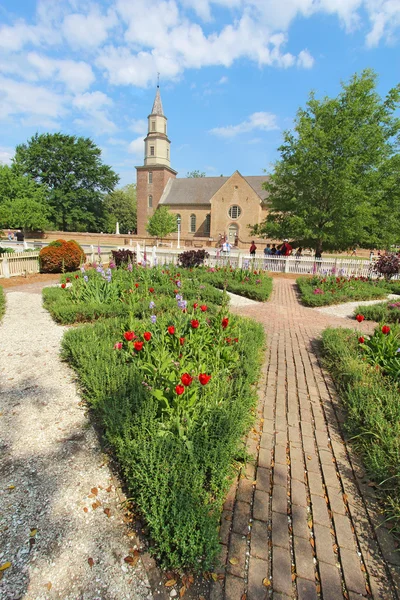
top-left (253, 70), bottom-right (400, 253)
top-left (187, 170), bottom-right (206, 178)
top-left (13, 133), bottom-right (119, 232)
top-left (147, 206), bottom-right (176, 242)
top-left (0, 165), bottom-right (50, 230)
top-left (102, 184), bottom-right (137, 234)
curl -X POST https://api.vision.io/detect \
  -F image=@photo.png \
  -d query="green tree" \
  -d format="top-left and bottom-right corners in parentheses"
top-left (13, 133), bottom-right (119, 232)
top-left (187, 170), bottom-right (206, 178)
top-left (147, 206), bottom-right (176, 241)
top-left (102, 184), bottom-right (137, 234)
top-left (0, 164), bottom-right (50, 230)
top-left (253, 70), bottom-right (400, 253)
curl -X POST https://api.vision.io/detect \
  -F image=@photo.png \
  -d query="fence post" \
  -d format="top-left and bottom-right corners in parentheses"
top-left (2, 255), bottom-right (10, 278)
top-left (90, 244), bottom-right (95, 263)
top-left (284, 257), bottom-right (290, 273)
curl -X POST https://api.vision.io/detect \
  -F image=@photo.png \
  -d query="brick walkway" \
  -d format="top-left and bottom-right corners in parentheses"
top-left (212, 278), bottom-right (400, 600)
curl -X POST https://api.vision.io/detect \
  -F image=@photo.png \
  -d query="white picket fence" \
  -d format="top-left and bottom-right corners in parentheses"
top-left (0, 245), bottom-right (387, 280)
top-left (0, 251), bottom-right (41, 278)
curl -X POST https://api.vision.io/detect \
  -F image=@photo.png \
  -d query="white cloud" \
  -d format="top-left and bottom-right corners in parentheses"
top-left (209, 112), bottom-right (279, 137)
top-left (129, 119), bottom-right (148, 134)
top-left (218, 75), bottom-right (228, 84)
top-left (27, 53), bottom-right (95, 92)
top-left (72, 92), bottom-right (116, 134)
top-left (62, 7), bottom-right (118, 49)
top-left (297, 49), bottom-right (314, 68)
top-left (72, 91), bottom-right (113, 110)
top-left (0, 76), bottom-right (66, 122)
top-left (128, 137), bottom-right (145, 156)
top-left (0, 146), bottom-right (14, 165)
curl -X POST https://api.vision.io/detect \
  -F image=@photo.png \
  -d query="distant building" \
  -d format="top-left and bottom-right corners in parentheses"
top-left (136, 87), bottom-right (269, 247)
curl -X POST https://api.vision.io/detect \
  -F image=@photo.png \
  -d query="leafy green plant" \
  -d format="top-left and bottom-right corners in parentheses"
top-left (199, 266), bottom-right (273, 301)
top-left (0, 286), bottom-right (5, 320)
top-left (322, 327), bottom-right (400, 535)
top-left (297, 274), bottom-right (391, 307)
top-left (354, 300), bottom-right (400, 324)
top-left (358, 324), bottom-right (400, 382)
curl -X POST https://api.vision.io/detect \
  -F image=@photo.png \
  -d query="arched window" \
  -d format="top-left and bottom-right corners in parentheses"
top-left (228, 205), bottom-right (241, 219)
top-left (148, 195), bottom-right (153, 208)
top-left (205, 213), bottom-right (211, 235)
top-left (190, 214), bottom-right (196, 233)
top-left (148, 172), bottom-right (153, 184)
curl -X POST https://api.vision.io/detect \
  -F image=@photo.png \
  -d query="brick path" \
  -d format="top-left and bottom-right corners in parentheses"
top-left (212, 278), bottom-right (400, 600)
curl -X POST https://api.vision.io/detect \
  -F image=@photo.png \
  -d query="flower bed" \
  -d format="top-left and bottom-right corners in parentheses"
top-left (43, 264), bottom-right (225, 324)
top-left (354, 300), bottom-right (400, 324)
top-left (61, 287), bottom-right (265, 570)
top-left (198, 266), bottom-right (273, 301)
top-left (322, 325), bottom-right (400, 534)
top-left (297, 275), bottom-right (391, 307)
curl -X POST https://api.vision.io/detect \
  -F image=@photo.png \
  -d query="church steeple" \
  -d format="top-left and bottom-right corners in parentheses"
top-left (144, 85), bottom-right (170, 167)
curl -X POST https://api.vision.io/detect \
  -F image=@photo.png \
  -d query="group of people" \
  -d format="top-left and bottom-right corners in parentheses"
top-left (7, 230), bottom-right (24, 242)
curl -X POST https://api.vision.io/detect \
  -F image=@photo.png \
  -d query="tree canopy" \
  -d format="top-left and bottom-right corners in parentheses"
top-left (147, 206), bottom-right (176, 241)
top-left (13, 133), bottom-right (119, 232)
top-left (0, 164), bottom-right (50, 230)
top-left (187, 170), bottom-right (206, 178)
top-left (253, 70), bottom-right (400, 252)
top-left (102, 184), bottom-right (137, 234)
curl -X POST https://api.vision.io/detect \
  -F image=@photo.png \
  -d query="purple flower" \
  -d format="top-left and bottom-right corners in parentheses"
top-left (84, 275), bottom-right (89, 282)
top-left (149, 301), bottom-right (155, 309)
top-left (176, 280), bottom-right (181, 287)
top-left (150, 315), bottom-right (157, 323)
top-left (396, 348), bottom-right (400, 354)
top-left (96, 266), bottom-right (104, 273)
top-left (80, 265), bottom-right (86, 273)
top-left (175, 294), bottom-right (182, 300)
top-left (177, 300), bottom-right (187, 310)
top-left (109, 261), bottom-right (116, 269)
top-left (127, 263), bottom-right (133, 272)
top-left (106, 275), bottom-right (112, 282)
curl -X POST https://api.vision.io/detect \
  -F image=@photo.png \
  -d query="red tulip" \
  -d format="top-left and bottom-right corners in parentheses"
top-left (200, 305), bottom-right (208, 312)
top-left (175, 384), bottom-right (185, 395)
top-left (61, 283), bottom-right (66, 289)
top-left (149, 287), bottom-right (155, 293)
top-left (134, 341), bottom-right (144, 351)
top-left (199, 373), bottom-right (211, 386)
top-left (382, 325), bottom-right (390, 335)
top-left (234, 338), bottom-right (239, 343)
top-left (174, 289), bottom-right (179, 294)
top-left (222, 318), bottom-right (229, 329)
top-left (75, 275), bottom-right (79, 279)
top-left (124, 331), bottom-right (136, 341)
top-left (193, 303), bottom-right (198, 309)
top-left (66, 278), bottom-right (70, 282)
top-left (191, 319), bottom-right (199, 329)
top-left (356, 314), bottom-right (365, 322)
top-left (179, 337), bottom-right (185, 345)
top-left (358, 337), bottom-right (365, 344)
top-left (181, 373), bottom-right (193, 386)
top-left (135, 283), bottom-right (139, 288)
top-left (114, 342), bottom-right (123, 350)
top-left (143, 332), bottom-right (152, 341)
top-left (168, 326), bottom-right (175, 335)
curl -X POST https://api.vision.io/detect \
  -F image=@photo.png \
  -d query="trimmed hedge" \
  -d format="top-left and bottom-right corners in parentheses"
top-left (354, 300), bottom-right (400, 324)
top-left (322, 327), bottom-right (400, 533)
top-left (62, 312), bottom-right (265, 570)
top-left (199, 268), bottom-right (273, 302)
top-left (39, 239), bottom-right (85, 273)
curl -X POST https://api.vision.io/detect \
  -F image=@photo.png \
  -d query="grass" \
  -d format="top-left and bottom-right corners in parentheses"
top-left (198, 267), bottom-right (273, 302)
top-left (354, 300), bottom-right (400, 324)
top-left (322, 327), bottom-right (400, 535)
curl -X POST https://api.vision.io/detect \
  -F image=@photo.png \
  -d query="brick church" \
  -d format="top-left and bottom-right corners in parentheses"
top-left (136, 87), bottom-right (269, 247)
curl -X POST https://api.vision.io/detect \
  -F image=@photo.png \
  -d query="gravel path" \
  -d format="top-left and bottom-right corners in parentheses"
top-left (315, 294), bottom-right (398, 319)
top-left (0, 290), bottom-right (153, 600)
top-left (227, 291), bottom-right (260, 307)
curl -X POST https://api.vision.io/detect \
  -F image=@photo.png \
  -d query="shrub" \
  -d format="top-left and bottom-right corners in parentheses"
top-left (322, 327), bottom-right (400, 534)
top-left (39, 239), bottom-right (85, 273)
top-left (373, 254), bottom-right (400, 280)
top-left (0, 247), bottom-right (15, 255)
top-left (199, 267), bottom-right (273, 302)
top-left (354, 301), bottom-right (400, 324)
top-left (178, 249), bottom-right (209, 268)
top-left (111, 248), bottom-right (136, 267)
top-left (61, 311), bottom-right (265, 571)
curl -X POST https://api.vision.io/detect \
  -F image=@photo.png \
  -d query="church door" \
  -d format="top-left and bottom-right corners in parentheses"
top-left (228, 223), bottom-right (238, 244)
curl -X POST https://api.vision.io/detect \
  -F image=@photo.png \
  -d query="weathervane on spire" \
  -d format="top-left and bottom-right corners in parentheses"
top-left (157, 72), bottom-right (160, 88)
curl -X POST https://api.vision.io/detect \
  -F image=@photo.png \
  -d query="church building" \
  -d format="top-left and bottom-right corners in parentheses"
top-left (136, 87), bottom-right (269, 247)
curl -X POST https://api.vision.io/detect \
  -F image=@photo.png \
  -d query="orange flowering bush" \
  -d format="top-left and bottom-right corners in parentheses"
top-left (39, 239), bottom-right (85, 273)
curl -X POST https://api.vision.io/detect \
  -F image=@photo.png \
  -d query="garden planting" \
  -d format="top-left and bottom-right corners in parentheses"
top-left (297, 274), bottom-right (398, 307)
top-left (322, 322), bottom-right (400, 534)
top-left (197, 265), bottom-right (273, 302)
top-left (0, 286), bottom-right (4, 320)
top-left (44, 263), bottom-right (265, 571)
top-left (354, 299), bottom-right (400, 323)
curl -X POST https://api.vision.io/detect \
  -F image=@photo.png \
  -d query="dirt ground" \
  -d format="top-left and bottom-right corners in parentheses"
top-left (0, 274), bottom-right (59, 289)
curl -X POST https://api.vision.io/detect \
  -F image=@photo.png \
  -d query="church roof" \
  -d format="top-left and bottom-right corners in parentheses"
top-left (159, 175), bottom-right (268, 206)
top-left (151, 87), bottom-right (164, 116)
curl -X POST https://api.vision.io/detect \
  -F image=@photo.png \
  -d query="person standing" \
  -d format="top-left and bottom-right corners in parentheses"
top-left (249, 241), bottom-right (257, 257)
top-left (264, 243), bottom-right (271, 256)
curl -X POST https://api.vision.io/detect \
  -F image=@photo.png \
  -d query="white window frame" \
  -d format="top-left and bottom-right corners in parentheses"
top-left (190, 214), bottom-right (196, 233)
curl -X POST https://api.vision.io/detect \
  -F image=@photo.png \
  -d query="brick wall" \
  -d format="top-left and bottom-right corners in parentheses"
top-left (136, 166), bottom-right (177, 236)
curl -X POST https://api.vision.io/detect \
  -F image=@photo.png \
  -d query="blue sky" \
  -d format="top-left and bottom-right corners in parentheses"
top-left (0, 0), bottom-right (399, 187)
